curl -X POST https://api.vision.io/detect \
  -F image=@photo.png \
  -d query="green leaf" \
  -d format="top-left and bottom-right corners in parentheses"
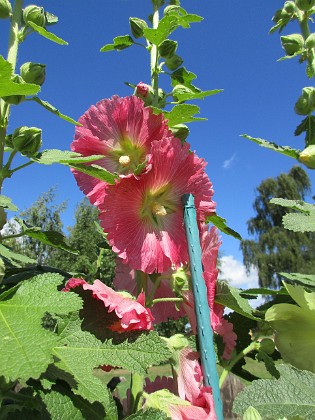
top-left (27, 22), bottom-right (68, 45)
top-left (233, 364), bottom-right (315, 419)
top-left (17, 219), bottom-right (78, 255)
top-left (177, 13), bottom-right (203, 28)
top-left (172, 84), bottom-right (222, 102)
top-left (0, 273), bottom-right (82, 382)
top-left (69, 163), bottom-right (118, 184)
top-left (171, 67), bottom-right (200, 91)
top-left (30, 97), bottom-right (79, 125)
top-left (240, 287), bottom-right (288, 297)
top-left (255, 351), bottom-right (280, 379)
top-left (0, 194), bottom-right (18, 212)
top-left (144, 389), bottom-right (190, 417)
top-left (32, 149), bottom-right (102, 165)
top-left (143, 16), bottom-right (178, 45)
top-left (295, 115), bottom-right (315, 145)
top-left (0, 243), bottom-right (36, 266)
top-left (100, 35), bottom-right (134, 52)
top-left (270, 198), bottom-right (315, 232)
top-left (242, 134), bottom-right (301, 159)
top-left (277, 49), bottom-right (305, 61)
top-left (0, 56), bottom-right (40, 97)
top-left (280, 272), bottom-right (315, 289)
top-left (153, 104), bottom-right (206, 126)
top-left (206, 213), bottom-right (242, 240)
top-left (37, 384), bottom-right (106, 420)
top-left (215, 280), bottom-right (259, 320)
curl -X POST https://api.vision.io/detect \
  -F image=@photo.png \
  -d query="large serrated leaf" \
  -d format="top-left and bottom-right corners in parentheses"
top-left (0, 243), bottom-right (36, 266)
top-left (126, 408), bottom-right (169, 419)
top-left (173, 85), bottom-right (222, 102)
top-left (20, 227), bottom-right (78, 255)
top-left (0, 56), bottom-right (40, 97)
top-left (30, 97), bottom-right (79, 125)
top-left (280, 272), bottom-right (315, 289)
top-left (69, 163), bottom-right (118, 184)
top-left (0, 273), bottom-right (82, 382)
top-left (242, 134), bottom-right (301, 159)
top-left (233, 364), bottom-right (315, 419)
top-left (32, 149), bottom-right (103, 165)
top-left (270, 198), bottom-right (315, 232)
top-left (27, 22), bottom-right (68, 45)
top-left (215, 281), bottom-right (259, 320)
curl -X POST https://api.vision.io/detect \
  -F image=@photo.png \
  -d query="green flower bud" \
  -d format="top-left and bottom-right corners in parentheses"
top-left (159, 39), bottom-right (178, 59)
top-left (12, 126), bottom-right (42, 157)
top-left (129, 17), bottom-right (147, 39)
top-left (299, 145), bottom-right (315, 168)
top-left (23, 5), bottom-right (46, 27)
top-left (284, 1), bottom-right (296, 13)
top-left (295, 0), bottom-right (315, 11)
top-left (294, 86), bottom-right (315, 115)
top-left (170, 124), bottom-right (189, 142)
top-left (20, 62), bottom-right (46, 86)
top-left (259, 338), bottom-right (276, 355)
top-left (306, 33), bottom-right (315, 49)
top-left (0, 0), bottom-right (12, 19)
top-left (2, 75), bottom-right (25, 105)
top-left (165, 54), bottom-right (183, 71)
top-left (280, 33), bottom-right (304, 55)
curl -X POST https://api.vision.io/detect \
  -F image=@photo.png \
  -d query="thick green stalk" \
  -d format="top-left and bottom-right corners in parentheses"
top-left (0, 0), bottom-right (23, 192)
top-left (298, 11), bottom-right (315, 79)
top-left (129, 372), bottom-right (144, 413)
top-left (150, 0), bottom-right (160, 106)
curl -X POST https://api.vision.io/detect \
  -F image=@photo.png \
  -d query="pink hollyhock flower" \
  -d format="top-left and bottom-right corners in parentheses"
top-left (71, 95), bottom-right (173, 206)
top-left (182, 226), bottom-right (237, 359)
top-left (113, 258), bottom-right (187, 323)
top-left (99, 136), bottom-right (215, 273)
top-left (169, 347), bottom-right (217, 420)
top-left (63, 278), bottom-right (154, 332)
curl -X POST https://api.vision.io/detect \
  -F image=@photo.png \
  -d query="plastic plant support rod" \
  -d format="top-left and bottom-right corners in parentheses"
top-left (182, 193), bottom-right (223, 420)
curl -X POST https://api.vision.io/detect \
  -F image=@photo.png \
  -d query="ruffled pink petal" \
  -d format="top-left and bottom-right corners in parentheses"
top-left (63, 278), bottom-right (154, 332)
top-left (71, 95), bottom-right (173, 206)
top-left (99, 137), bottom-right (215, 273)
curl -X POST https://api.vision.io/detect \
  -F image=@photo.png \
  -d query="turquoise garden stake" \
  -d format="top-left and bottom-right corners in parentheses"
top-left (182, 193), bottom-right (224, 420)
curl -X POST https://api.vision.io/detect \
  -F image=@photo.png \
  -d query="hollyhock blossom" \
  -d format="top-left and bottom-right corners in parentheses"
top-left (182, 226), bottom-right (237, 359)
top-left (169, 347), bottom-right (217, 420)
top-left (63, 278), bottom-right (154, 332)
top-left (71, 95), bottom-right (173, 206)
top-left (99, 136), bottom-right (215, 273)
top-left (113, 258), bottom-right (187, 323)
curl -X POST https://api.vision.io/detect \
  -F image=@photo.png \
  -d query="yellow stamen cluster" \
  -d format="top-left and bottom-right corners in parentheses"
top-left (152, 202), bottom-right (167, 217)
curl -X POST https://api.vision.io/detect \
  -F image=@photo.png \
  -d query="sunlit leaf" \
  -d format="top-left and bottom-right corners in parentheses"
top-left (28, 22), bottom-right (68, 45)
top-left (30, 97), bottom-right (79, 125)
top-left (100, 35), bottom-right (134, 52)
top-left (242, 134), bottom-right (301, 159)
top-left (0, 56), bottom-right (39, 97)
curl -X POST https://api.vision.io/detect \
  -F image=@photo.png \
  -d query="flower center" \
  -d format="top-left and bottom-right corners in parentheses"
top-left (140, 185), bottom-right (178, 228)
top-left (119, 155), bottom-right (130, 167)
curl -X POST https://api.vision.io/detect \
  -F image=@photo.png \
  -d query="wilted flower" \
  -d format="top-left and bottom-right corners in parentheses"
top-left (71, 95), bottom-right (173, 206)
top-left (99, 136), bottom-right (215, 273)
top-left (63, 278), bottom-right (154, 333)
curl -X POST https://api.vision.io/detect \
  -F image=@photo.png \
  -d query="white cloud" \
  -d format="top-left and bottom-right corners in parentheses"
top-left (222, 153), bottom-right (236, 169)
top-left (218, 255), bottom-right (264, 308)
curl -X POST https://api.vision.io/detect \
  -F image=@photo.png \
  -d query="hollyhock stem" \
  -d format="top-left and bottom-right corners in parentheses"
top-left (129, 372), bottom-right (144, 413)
top-left (219, 341), bottom-right (258, 388)
top-left (150, 0), bottom-right (160, 106)
top-left (182, 193), bottom-right (223, 420)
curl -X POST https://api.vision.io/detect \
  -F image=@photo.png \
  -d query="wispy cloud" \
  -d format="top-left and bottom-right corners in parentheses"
top-left (222, 153), bottom-right (236, 169)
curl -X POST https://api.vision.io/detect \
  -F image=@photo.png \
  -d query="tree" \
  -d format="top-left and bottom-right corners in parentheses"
top-left (241, 166), bottom-right (315, 289)
top-left (13, 187), bottom-right (66, 265)
top-left (49, 198), bottom-right (116, 285)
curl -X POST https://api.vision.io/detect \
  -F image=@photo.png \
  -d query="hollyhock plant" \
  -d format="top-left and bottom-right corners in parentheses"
top-left (71, 95), bottom-right (173, 206)
top-left (63, 278), bottom-right (154, 333)
top-left (99, 136), bottom-right (216, 273)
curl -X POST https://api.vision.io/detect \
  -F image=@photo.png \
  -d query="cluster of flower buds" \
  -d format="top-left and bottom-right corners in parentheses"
top-left (0, 0), bottom-right (11, 19)
top-left (272, 1), bottom-right (296, 26)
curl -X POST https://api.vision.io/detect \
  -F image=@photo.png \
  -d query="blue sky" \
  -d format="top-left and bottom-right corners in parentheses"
top-left (2, 1), bottom-right (315, 288)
